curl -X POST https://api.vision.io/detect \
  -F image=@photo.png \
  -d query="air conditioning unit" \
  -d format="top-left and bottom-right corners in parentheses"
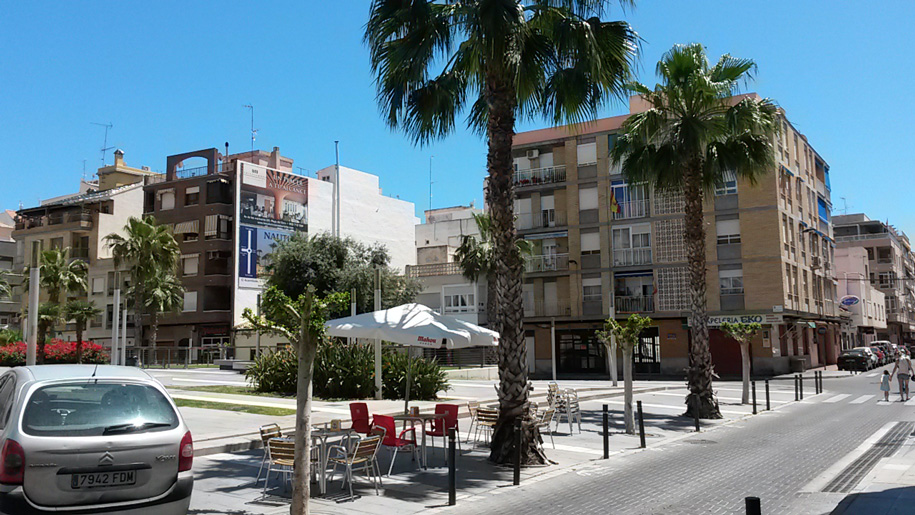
top-left (811, 256), bottom-right (821, 270)
top-left (526, 149), bottom-right (540, 159)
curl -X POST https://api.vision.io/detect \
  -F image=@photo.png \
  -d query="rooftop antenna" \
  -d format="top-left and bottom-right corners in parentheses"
top-left (82, 159), bottom-right (87, 181)
top-left (243, 105), bottom-right (257, 152)
top-left (295, 166), bottom-right (309, 177)
top-left (91, 122), bottom-right (114, 166)
top-left (840, 197), bottom-right (849, 215)
top-left (429, 155), bottom-right (434, 213)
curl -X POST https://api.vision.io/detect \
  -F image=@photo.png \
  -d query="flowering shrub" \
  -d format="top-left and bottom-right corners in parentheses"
top-left (0, 339), bottom-right (109, 366)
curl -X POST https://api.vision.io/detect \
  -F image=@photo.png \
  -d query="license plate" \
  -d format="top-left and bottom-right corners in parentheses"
top-left (70, 470), bottom-right (136, 489)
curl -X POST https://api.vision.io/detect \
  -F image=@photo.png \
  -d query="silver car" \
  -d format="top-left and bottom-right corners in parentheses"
top-left (0, 365), bottom-right (193, 514)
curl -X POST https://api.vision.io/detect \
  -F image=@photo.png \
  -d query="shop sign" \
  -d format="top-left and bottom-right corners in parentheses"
top-left (706, 314), bottom-right (784, 327)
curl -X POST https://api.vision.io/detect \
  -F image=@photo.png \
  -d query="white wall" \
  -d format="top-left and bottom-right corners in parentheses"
top-left (415, 206), bottom-right (482, 264)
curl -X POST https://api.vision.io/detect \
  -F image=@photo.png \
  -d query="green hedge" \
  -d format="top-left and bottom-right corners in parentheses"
top-left (246, 343), bottom-right (449, 400)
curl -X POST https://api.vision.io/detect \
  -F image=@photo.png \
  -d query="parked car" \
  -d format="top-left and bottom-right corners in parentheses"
top-left (873, 340), bottom-right (895, 361)
top-left (838, 349), bottom-right (872, 371)
top-left (852, 347), bottom-right (879, 369)
top-left (870, 347), bottom-right (887, 366)
top-left (0, 365), bottom-right (193, 515)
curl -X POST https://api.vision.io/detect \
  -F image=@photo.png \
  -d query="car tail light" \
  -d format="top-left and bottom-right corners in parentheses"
top-left (0, 439), bottom-right (24, 485)
top-left (178, 431), bottom-right (193, 472)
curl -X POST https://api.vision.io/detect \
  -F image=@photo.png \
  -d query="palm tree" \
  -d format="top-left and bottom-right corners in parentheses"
top-left (140, 268), bottom-right (185, 352)
top-left (105, 216), bottom-right (181, 348)
top-left (0, 270), bottom-right (10, 301)
top-left (610, 43), bottom-right (778, 418)
top-left (64, 300), bottom-right (103, 363)
top-left (366, 0), bottom-right (637, 465)
top-left (25, 247), bottom-right (88, 305)
top-left (35, 302), bottom-right (61, 364)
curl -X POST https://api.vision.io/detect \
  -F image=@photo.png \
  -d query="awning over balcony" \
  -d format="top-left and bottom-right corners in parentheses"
top-left (524, 231), bottom-right (567, 240)
top-left (174, 220), bottom-right (199, 234)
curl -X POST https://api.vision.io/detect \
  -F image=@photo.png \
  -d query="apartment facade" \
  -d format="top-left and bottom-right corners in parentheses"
top-left (511, 94), bottom-right (839, 378)
top-left (143, 147), bottom-right (417, 358)
top-left (835, 246), bottom-right (887, 348)
top-left (12, 150), bottom-right (155, 347)
top-left (0, 210), bottom-right (19, 330)
top-left (834, 214), bottom-right (915, 346)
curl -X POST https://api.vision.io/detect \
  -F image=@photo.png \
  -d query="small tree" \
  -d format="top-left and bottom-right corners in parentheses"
top-left (35, 303), bottom-right (61, 364)
top-left (597, 314), bottom-right (653, 435)
top-left (63, 300), bottom-right (102, 363)
top-left (719, 322), bottom-right (762, 404)
top-left (242, 286), bottom-right (347, 515)
top-left (139, 268), bottom-right (185, 351)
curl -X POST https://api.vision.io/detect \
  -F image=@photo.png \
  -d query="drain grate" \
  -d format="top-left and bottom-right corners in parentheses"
top-left (822, 422), bottom-right (913, 493)
top-left (685, 439), bottom-right (718, 445)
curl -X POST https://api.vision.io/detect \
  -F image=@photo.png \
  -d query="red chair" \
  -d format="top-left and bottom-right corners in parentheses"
top-left (372, 414), bottom-right (418, 476)
top-left (425, 404), bottom-right (461, 463)
top-left (350, 402), bottom-right (371, 435)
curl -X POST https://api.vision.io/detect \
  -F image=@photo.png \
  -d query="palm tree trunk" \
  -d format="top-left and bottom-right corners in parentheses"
top-left (150, 311), bottom-right (159, 352)
top-left (291, 319), bottom-right (316, 515)
top-left (135, 290), bottom-right (145, 349)
top-left (76, 322), bottom-right (84, 364)
top-left (486, 275), bottom-right (500, 335)
top-left (740, 341), bottom-right (750, 404)
top-left (485, 75), bottom-right (545, 466)
top-left (623, 345), bottom-right (635, 434)
top-left (682, 165), bottom-right (722, 419)
top-left (37, 324), bottom-right (47, 365)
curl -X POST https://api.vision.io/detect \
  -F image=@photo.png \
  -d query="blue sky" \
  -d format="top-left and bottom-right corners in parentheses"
top-left (1, 1), bottom-right (913, 231)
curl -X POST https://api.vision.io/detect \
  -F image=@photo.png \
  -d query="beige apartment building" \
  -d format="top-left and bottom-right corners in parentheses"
top-left (511, 94), bottom-right (839, 378)
top-left (12, 150), bottom-right (157, 348)
top-left (834, 214), bottom-right (915, 346)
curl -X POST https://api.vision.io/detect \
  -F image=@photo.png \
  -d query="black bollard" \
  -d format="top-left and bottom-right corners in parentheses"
top-left (752, 381), bottom-right (757, 415)
top-left (448, 428), bottom-right (456, 506)
top-left (693, 398), bottom-right (700, 432)
top-left (765, 380), bottom-right (771, 411)
top-left (637, 400), bottom-right (646, 449)
top-left (799, 374), bottom-right (804, 400)
top-left (513, 418), bottom-right (521, 486)
top-left (794, 375), bottom-right (799, 401)
top-left (602, 404), bottom-right (609, 459)
top-left (745, 496), bottom-right (761, 515)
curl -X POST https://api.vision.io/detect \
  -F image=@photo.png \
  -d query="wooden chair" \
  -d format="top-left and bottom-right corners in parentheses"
top-left (261, 439), bottom-right (295, 497)
top-left (465, 401), bottom-right (480, 443)
top-left (473, 407), bottom-right (499, 446)
top-left (535, 407), bottom-right (556, 449)
top-left (255, 423), bottom-right (282, 484)
top-left (327, 434), bottom-right (385, 500)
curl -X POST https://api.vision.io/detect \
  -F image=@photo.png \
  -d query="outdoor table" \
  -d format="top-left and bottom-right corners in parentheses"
top-left (393, 413), bottom-right (447, 469)
top-left (274, 427), bottom-right (355, 496)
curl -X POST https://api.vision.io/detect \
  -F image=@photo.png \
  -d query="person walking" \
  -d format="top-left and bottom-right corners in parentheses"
top-left (890, 351), bottom-right (912, 401)
top-left (880, 370), bottom-right (892, 402)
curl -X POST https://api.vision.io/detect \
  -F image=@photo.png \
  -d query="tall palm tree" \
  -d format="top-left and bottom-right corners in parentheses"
top-left (609, 43), bottom-right (778, 418)
top-left (35, 302), bottom-right (61, 364)
top-left (140, 268), bottom-right (185, 352)
top-left (63, 300), bottom-right (103, 363)
top-left (25, 247), bottom-right (88, 305)
top-left (366, 0), bottom-right (637, 465)
top-left (105, 216), bottom-right (181, 348)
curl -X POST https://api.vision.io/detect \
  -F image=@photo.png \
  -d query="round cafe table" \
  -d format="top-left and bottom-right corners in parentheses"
top-left (392, 412), bottom-right (447, 469)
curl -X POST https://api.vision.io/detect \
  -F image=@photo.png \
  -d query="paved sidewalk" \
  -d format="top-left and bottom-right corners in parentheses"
top-left (829, 431), bottom-right (915, 514)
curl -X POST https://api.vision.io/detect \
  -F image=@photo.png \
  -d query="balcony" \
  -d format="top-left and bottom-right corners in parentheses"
top-left (512, 165), bottom-right (566, 188)
top-left (524, 253), bottom-right (569, 273)
top-left (615, 295), bottom-right (654, 313)
top-left (406, 262), bottom-right (463, 278)
top-left (613, 248), bottom-right (652, 267)
top-left (15, 211), bottom-right (92, 231)
top-left (516, 210), bottom-right (568, 231)
top-left (525, 299), bottom-right (571, 317)
top-left (613, 199), bottom-right (649, 220)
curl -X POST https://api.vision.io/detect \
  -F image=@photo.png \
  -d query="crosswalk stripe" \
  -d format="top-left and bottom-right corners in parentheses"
top-left (866, 373), bottom-right (879, 378)
top-left (824, 394), bottom-right (851, 403)
top-left (851, 395), bottom-right (875, 404)
top-left (905, 398), bottom-right (915, 406)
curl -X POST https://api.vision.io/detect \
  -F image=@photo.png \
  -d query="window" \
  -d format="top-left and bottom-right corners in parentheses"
top-left (715, 170), bottom-right (737, 196)
top-left (716, 218), bottom-right (741, 245)
top-left (183, 291), bottom-right (198, 312)
top-left (184, 186), bottom-right (200, 206)
top-left (159, 189), bottom-right (175, 210)
top-left (582, 278), bottom-right (602, 302)
top-left (50, 237), bottom-right (64, 250)
top-left (0, 376), bottom-right (15, 429)
top-left (205, 215), bottom-right (232, 240)
top-left (580, 231), bottom-right (601, 255)
top-left (174, 220), bottom-right (199, 243)
top-left (206, 180), bottom-right (232, 204)
top-left (817, 198), bottom-right (829, 223)
top-left (577, 140), bottom-right (597, 165)
top-left (182, 254), bottom-right (199, 276)
top-left (443, 292), bottom-right (475, 314)
top-left (106, 272), bottom-right (116, 295)
top-left (91, 277), bottom-right (105, 295)
top-left (579, 186), bottom-right (598, 211)
top-left (720, 269), bottom-right (744, 295)
top-left (105, 304), bottom-right (114, 329)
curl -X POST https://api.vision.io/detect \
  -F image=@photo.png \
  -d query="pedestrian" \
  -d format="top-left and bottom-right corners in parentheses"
top-left (890, 351), bottom-right (913, 402)
top-left (880, 370), bottom-right (891, 401)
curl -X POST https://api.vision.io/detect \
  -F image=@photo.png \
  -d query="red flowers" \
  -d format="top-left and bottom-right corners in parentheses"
top-left (0, 339), bottom-right (109, 366)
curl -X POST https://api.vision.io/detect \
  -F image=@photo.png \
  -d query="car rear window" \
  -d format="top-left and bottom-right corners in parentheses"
top-left (22, 382), bottom-right (179, 437)
top-left (843, 350), bottom-right (863, 355)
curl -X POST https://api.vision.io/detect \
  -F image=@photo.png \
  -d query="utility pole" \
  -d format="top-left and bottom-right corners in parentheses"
top-left (121, 296), bottom-right (127, 366)
top-left (374, 267), bottom-right (382, 400)
top-left (255, 294), bottom-right (262, 357)
top-left (334, 141), bottom-right (341, 238)
top-left (243, 105), bottom-right (257, 153)
top-left (26, 241), bottom-right (40, 366)
top-left (111, 271), bottom-right (120, 366)
top-left (429, 155), bottom-right (434, 213)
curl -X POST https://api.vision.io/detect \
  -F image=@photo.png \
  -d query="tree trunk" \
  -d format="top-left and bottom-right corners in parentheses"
top-left (485, 74), bottom-right (545, 465)
top-left (290, 319), bottom-right (316, 515)
top-left (76, 322), bottom-right (83, 364)
top-left (37, 323), bottom-right (47, 365)
top-left (623, 346), bottom-right (634, 434)
top-left (682, 166), bottom-right (722, 419)
top-left (485, 275), bottom-right (500, 336)
top-left (740, 341), bottom-right (750, 404)
top-left (134, 290), bottom-right (145, 350)
top-left (610, 338), bottom-right (619, 387)
top-left (149, 312), bottom-right (159, 353)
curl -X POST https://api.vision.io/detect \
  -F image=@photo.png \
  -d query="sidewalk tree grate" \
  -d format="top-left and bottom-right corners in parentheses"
top-left (821, 421), bottom-right (913, 493)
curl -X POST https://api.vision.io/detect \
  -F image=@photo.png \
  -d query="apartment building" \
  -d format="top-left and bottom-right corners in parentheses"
top-left (143, 147), bottom-right (417, 358)
top-left (0, 210), bottom-right (19, 330)
top-left (12, 150), bottom-right (156, 347)
top-left (835, 246), bottom-right (887, 348)
top-left (511, 94), bottom-right (839, 378)
top-left (834, 214), bottom-right (915, 346)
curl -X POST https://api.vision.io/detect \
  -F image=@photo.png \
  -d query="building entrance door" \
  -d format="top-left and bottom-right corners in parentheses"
top-left (633, 327), bottom-right (660, 374)
top-left (557, 330), bottom-right (606, 374)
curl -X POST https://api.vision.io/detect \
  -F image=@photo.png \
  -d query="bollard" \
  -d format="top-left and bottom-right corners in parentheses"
top-left (799, 374), bottom-right (804, 400)
top-left (765, 380), bottom-right (770, 411)
top-left (448, 428), bottom-right (456, 506)
top-left (819, 371), bottom-right (824, 393)
top-left (745, 496), bottom-right (761, 515)
top-left (602, 404), bottom-right (609, 459)
top-left (637, 400), bottom-right (646, 449)
top-left (794, 375), bottom-right (799, 401)
top-left (513, 418), bottom-right (521, 486)
top-left (692, 398), bottom-right (700, 432)
top-left (752, 381), bottom-right (757, 415)
top-left (815, 371), bottom-right (820, 394)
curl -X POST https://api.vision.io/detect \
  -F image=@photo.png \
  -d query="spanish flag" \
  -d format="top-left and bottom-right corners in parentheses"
top-left (610, 189), bottom-right (620, 214)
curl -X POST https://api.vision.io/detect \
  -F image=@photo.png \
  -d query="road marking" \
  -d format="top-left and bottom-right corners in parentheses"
top-left (876, 401), bottom-right (895, 406)
top-left (866, 373), bottom-right (879, 377)
top-left (850, 395), bottom-right (875, 404)
top-left (824, 394), bottom-right (851, 403)
top-left (801, 421), bottom-right (898, 493)
top-left (170, 378), bottom-right (249, 386)
top-left (904, 398), bottom-right (915, 406)
top-left (597, 399), bottom-right (748, 416)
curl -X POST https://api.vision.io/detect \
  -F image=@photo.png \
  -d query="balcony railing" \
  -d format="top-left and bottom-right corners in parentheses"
top-left (613, 248), bottom-right (652, 267)
top-left (15, 211), bottom-right (92, 230)
top-left (615, 295), bottom-right (654, 313)
top-left (525, 299), bottom-right (571, 317)
top-left (406, 262), bottom-right (463, 278)
top-left (524, 253), bottom-right (569, 273)
top-left (512, 165), bottom-right (566, 188)
top-left (835, 233), bottom-right (894, 242)
top-left (613, 199), bottom-right (649, 220)
top-left (176, 165), bottom-right (210, 180)
top-left (516, 210), bottom-right (568, 230)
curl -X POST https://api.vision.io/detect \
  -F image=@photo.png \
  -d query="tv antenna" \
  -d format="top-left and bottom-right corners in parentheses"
top-left (243, 105), bottom-right (257, 152)
top-left (840, 197), bottom-right (850, 215)
top-left (91, 122), bottom-right (114, 166)
top-left (429, 155), bottom-right (434, 212)
top-left (82, 159), bottom-right (87, 181)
